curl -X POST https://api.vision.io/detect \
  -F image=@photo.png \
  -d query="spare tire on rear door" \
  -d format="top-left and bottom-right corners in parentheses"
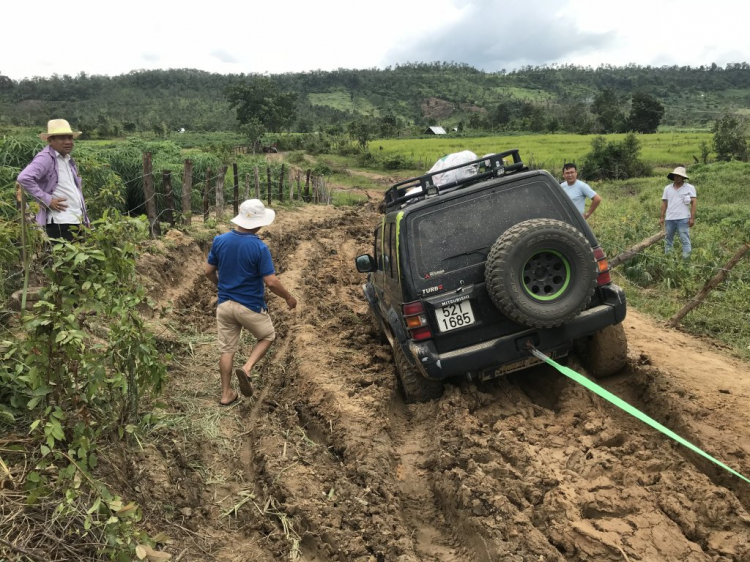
top-left (485, 219), bottom-right (597, 328)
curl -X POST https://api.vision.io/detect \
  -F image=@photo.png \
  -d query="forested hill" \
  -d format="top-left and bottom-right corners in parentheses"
top-left (1, 62), bottom-right (749, 136)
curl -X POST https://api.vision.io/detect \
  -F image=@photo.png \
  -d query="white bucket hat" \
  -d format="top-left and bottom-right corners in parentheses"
top-left (39, 119), bottom-right (82, 140)
top-left (231, 199), bottom-right (275, 229)
top-left (667, 166), bottom-right (689, 181)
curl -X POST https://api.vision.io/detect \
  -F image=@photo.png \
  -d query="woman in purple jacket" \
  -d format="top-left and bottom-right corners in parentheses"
top-left (17, 119), bottom-right (90, 241)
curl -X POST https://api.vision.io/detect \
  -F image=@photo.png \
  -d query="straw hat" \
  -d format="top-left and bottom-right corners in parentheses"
top-left (231, 199), bottom-right (275, 229)
top-left (39, 119), bottom-right (82, 140)
top-left (667, 166), bottom-right (689, 181)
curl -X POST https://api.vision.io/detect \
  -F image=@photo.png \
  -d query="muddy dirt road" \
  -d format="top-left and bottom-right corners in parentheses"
top-left (134, 204), bottom-right (750, 562)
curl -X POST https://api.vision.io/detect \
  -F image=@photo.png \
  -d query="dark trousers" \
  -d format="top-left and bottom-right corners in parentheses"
top-left (46, 222), bottom-right (82, 242)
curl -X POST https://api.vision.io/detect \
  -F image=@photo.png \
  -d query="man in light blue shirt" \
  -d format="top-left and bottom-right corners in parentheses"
top-left (561, 163), bottom-right (601, 221)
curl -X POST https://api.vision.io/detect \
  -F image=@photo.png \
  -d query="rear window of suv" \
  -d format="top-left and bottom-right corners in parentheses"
top-left (407, 178), bottom-right (582, 286)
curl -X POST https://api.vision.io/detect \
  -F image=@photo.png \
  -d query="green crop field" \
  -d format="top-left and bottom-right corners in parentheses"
top-left (320, 133), bottom-right (750, 360)
top-left (372, 132), bottom-right (713, 174)
top-left (308, 91), bottom-right (380, 115)
top-left (590, 161), bottom-right (750, 359)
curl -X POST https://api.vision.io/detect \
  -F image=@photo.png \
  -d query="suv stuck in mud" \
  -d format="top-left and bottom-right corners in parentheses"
top-left (355, 150), bottom-right (628, 403)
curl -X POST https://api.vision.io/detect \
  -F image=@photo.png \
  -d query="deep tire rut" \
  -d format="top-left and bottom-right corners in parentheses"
top-left (140, 205), bottom-right (750, 562)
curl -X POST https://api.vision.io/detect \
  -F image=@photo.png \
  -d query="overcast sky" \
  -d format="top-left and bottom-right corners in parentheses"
top-left (2, 0), bottom-right (748, 80)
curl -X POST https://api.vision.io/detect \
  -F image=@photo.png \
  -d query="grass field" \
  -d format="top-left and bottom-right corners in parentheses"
top-left (372, 132), bottom-right (713, 174)
top-left (565, 161), bottom-right (750, 360)
top-left (320, 135), bottom-right (750, 360)
top-left (308, 91), bottom-right (380, 115)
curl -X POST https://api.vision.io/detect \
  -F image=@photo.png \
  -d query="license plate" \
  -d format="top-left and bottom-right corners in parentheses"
top-left (436, 300), bottom-right (475, 333)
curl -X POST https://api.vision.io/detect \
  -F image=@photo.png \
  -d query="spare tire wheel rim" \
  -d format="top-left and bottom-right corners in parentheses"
top-left (522, 249), bottom-right (571, 301)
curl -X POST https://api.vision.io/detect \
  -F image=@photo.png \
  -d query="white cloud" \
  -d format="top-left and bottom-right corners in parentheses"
top-left (0, 0), bottom-right (748, 80)
top-left (209, 49), bottom-right (238, 64)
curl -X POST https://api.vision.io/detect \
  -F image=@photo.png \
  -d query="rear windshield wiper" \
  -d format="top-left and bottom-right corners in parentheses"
top-left (442, 246), bottom-right (490, 262)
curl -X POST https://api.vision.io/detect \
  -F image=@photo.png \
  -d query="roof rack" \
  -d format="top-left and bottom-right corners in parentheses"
top-left (383, 149), bottom-right (527, 212)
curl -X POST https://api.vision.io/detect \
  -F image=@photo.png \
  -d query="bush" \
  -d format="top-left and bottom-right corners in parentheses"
top-left (0, 213), bottom-right (167, 559)
top-left (312, 161), bottom-right (333, 176)
top-left (580, 133), bottom-right (651, 180)
top-left (712, 113), bottom-right (748, 162)
top-left (382, 153), bottom-right (417, 170)
top-left (286, 150), bottom-right (306, 165)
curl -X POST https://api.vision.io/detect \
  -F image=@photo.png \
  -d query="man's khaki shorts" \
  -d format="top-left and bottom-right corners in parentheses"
top-left (216, 300), bottom-right (276, 354)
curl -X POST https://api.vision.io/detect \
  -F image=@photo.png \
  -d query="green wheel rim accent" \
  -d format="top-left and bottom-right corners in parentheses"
top-left (521, 249), bottom-right (571, 301)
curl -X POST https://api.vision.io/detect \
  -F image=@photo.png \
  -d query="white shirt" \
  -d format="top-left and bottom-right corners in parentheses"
top-left (662, 182), bottom-right (696, 221)
top-left (48, 150), bottom-right (83, 224)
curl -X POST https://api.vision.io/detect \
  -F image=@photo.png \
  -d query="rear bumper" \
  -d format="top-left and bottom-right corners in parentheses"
top-left (408, 285), bottom-right (627, 381)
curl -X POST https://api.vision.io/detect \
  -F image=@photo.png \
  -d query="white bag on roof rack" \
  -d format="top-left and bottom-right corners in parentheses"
top-left (427, 150), bottom-right (479, 187)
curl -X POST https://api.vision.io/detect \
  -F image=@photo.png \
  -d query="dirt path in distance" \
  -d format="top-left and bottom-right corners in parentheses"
top-left (132, 204), bottom-right (750, 562)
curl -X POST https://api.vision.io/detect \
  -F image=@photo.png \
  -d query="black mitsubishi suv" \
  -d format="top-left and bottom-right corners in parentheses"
top-left (355, 150), bottom-right (627, 403)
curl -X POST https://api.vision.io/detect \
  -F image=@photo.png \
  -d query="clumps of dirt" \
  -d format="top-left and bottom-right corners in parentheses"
top-left (172, 275), bottom-right (216, 333)
top-left (129, 204), bottom-right (750, 562)
top-left (628, 363), bottom-right (750, 511)
top-left (423, 364), bottom-right (750, 561)
top-left (137, 229), bottom-right (206, 312)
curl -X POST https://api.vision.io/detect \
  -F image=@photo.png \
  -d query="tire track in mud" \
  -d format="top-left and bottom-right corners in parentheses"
top-left (147, 205), bottom-right (749, 561)
top-left (265, 207), bottom-right (749, 561)
top-left (253, 209), bottom-right (484, 561)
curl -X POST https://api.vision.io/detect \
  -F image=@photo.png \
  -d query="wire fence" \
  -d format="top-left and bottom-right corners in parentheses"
top-left (605, 240), bottom-right (750, 283)
top-left (1, 156), bottom-right (338, 297)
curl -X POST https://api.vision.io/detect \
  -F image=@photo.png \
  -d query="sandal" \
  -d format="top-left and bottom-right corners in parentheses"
top-left (219, 392), bottom-right (239, 407)
top-left (235, 368), bottom-right (254, 397)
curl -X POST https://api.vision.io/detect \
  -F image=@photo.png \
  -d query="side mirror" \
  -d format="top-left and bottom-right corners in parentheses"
top-left (355, 254), bottom-right (376, 273)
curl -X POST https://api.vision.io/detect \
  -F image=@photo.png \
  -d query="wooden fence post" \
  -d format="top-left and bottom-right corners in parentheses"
top-left (16, 183), bottom-right (30, 311)
top-left (609, 232), bottom-right (666, 269)
top-left (254, 166), bottom-right (260, 199)
top-left (278, 163), bottom-right (285, 203)
top-left (266, 166), bottom-right (272, 206)
top-left (215, 165), bottom-right (227, 220)
top-left (296, 171), bottom-right (301, 202)
top-left (305, 169), bottom-right (311, 201)
top-left (667, 243), bottom-right (750, 328)
top-left (203, 167), bottom-right (210, 222)
top-left (181, 159), bottom-right (193, 225)
top-left (232, 162), bottom-right (239, 215)
top-left (142, 152), bottom-right (161, 237)
top-left (162, 170), bottom-right (175, 227)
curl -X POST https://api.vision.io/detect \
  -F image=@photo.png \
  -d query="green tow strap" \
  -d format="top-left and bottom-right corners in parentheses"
top-left (529, 348), bottom-right (750, 485)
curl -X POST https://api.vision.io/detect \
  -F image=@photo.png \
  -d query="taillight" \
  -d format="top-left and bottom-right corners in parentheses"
top-left (402, 301), bottom-right (433, 340)
top-left (593, 247), bottom-right (611, 286)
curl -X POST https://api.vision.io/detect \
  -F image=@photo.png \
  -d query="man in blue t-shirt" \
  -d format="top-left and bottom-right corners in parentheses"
top-left (561, 163), bottom-right (602, 221)
top-left (205, 199), bottom-right (297, 406)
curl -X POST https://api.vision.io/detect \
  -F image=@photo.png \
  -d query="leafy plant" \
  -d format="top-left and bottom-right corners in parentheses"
top-left (712, 113), bottom-right (749, 161)
top-left (580, 133), bottom-right (651, 180)
top-left (0, 211), bottom-right (168, 559)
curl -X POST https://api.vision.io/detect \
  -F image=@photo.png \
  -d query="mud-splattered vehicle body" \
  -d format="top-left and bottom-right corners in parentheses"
top-left (356, 150), bottom-right (627, 402)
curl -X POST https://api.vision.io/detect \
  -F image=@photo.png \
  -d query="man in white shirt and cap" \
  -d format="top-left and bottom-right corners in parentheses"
top-left (660, 166), bottom-right (697, 259)
top-left (17, 119), bottom-right (89, 241)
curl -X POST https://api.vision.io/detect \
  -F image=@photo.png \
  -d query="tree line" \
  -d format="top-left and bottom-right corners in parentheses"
top-left (1, 63), bottom-right (749, 138)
